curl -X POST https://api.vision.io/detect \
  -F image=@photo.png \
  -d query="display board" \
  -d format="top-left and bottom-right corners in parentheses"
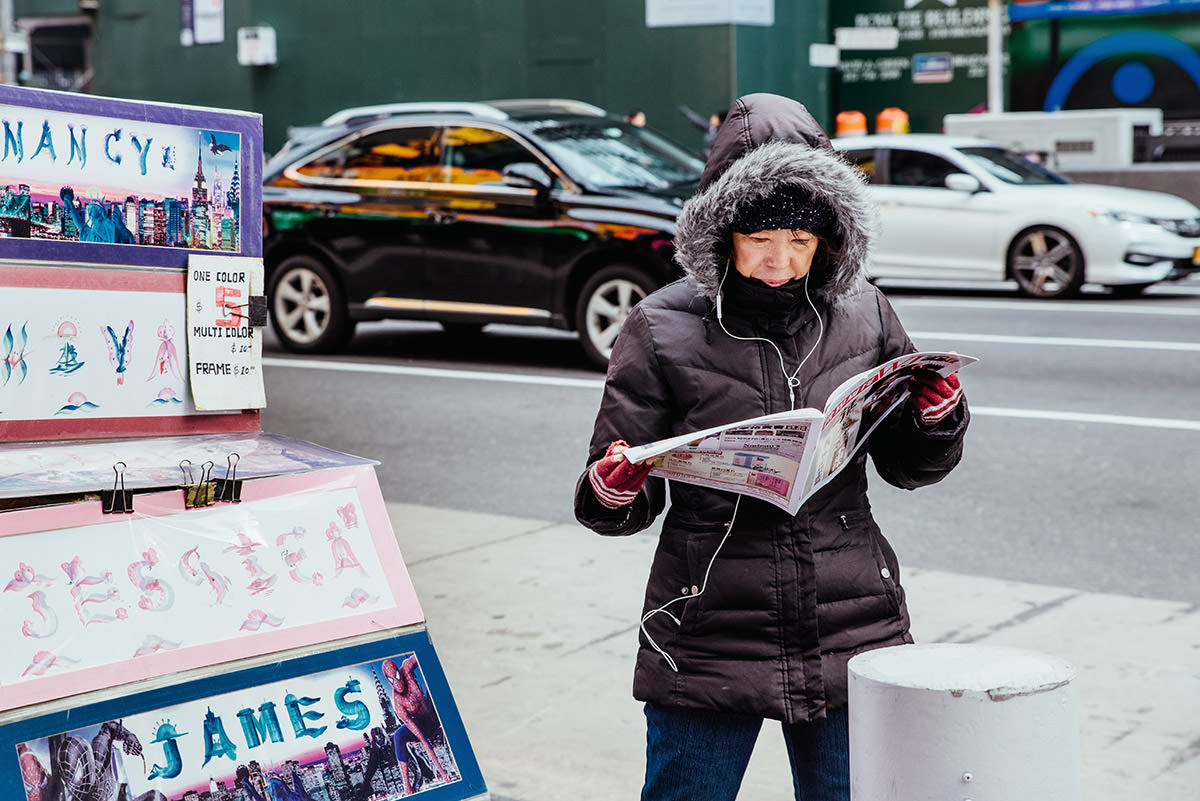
top-left (0, 84), bottom-right (261, 268)
top-left (0, 84), bottom-right (489, 800)
top-left (0, 465), bottom-right (423, 711)
top-left (0, 629), bottom-right (487, 801)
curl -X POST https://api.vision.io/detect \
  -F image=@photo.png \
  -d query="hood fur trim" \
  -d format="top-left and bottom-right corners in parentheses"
top-left (674, 140), bottom-right (878, 305)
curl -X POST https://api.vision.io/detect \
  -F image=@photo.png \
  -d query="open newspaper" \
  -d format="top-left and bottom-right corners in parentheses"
top-left (621, 351), bottom-right (978, 515)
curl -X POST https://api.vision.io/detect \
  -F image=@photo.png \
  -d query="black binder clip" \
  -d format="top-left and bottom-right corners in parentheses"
top-left (247, 295), bottom-right (268, 328)
top-left (100, 461), bottom-right (134, 514)
top-left (214, 452), bottom-right (243, 503)
top-left (181, 459), bottom-right (217, 509)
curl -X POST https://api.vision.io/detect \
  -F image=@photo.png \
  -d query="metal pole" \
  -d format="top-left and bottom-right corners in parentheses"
top-left (987, 0), bottom-right (1004, 112)
top-left (849, 644), bottom-right (1080, 800)
top-left (0, 0), bottom-right (14, 86)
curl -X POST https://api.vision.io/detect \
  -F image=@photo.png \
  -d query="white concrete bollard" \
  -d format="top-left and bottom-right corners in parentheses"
top-left (848, 643), bottom-right (1079, 801)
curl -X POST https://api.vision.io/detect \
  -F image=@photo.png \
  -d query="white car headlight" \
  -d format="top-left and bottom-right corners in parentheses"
top-left (1091, 209), bottom-right (1155, 226)
top-left (1091, 209), bottom-right (1200, 236)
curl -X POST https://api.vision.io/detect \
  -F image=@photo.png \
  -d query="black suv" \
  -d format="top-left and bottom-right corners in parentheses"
top-left (263, 99), bottom-right (703, 366)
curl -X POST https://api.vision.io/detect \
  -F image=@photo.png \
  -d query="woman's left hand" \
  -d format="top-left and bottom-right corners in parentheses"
top-left (909, 371), bottom-right (962, 427)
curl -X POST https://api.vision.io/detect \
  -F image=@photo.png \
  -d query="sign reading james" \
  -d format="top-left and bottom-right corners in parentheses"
top-left (0, 85), bottom-right (261, 269)
top-left (1, 632), bottom-right (487, 801)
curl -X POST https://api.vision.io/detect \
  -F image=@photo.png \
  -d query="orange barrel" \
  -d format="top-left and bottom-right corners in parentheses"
top-left (835, 110), bottom-right (868, 137)
top-left (875, 107), bottom-right (910, 134)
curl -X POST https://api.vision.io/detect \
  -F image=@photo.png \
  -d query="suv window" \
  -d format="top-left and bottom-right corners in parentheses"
top-left (532, 120), bottom-right (702, 189)
top-left (840, 148), bottom-right (878, 183)
top-left (887, 149), bottom-right (958, 188)
top-left (296, 126), bottom-right (442, 182)
top-left (441, 126), bottom-right (537, 185)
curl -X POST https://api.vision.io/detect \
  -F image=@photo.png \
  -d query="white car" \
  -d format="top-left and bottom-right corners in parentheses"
top-left (832, 134), bottom-right (1200, 297)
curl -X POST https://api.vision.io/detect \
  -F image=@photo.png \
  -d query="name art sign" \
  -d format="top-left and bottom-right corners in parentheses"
top-left (0, 631), bottom-right (488, 801)
top-left (0, 466), bottom-right (423, 710)
top-left (0, 85), bottom-right (261, 268)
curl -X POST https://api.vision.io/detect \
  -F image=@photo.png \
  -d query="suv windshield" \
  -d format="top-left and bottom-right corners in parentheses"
top-left (531, 120), bottom-right (703, 189)
top-left (957, 146), bottom-right (1070, 186)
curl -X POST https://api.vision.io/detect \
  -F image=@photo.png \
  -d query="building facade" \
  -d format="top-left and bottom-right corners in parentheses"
top-left (11, 1), bottom-right (1200, 154)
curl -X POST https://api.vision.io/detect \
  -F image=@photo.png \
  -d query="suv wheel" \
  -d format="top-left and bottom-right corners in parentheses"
top-left (268, 254), bottom-right (356, 353)
top-left (575, 265), bottom-right (657, 368)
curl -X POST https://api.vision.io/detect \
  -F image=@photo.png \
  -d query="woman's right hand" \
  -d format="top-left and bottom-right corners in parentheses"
top-left (588, 440), bottom-right (654, 509)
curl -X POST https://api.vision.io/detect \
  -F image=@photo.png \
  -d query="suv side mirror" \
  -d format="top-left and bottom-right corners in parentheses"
top-left (503, 162), bottom-right (554, 192)
top-left (944, 172), bottom-right (983, 193)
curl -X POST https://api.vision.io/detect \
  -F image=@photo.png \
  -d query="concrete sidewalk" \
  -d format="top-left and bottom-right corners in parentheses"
top-left (387, 502), bottom-right (1200, 801)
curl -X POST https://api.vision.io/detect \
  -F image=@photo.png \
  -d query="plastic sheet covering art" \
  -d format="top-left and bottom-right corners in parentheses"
top-left (0, 432), bottom-right (374, 499)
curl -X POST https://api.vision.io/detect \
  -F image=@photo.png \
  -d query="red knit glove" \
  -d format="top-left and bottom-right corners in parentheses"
top-left (909, 371), bottom-right (963, 427)
top-left (588, 440), bottom-right (654, 509)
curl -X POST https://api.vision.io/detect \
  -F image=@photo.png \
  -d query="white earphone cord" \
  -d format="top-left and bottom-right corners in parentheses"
top-left (715, 261), bottom-right (825, 410)
top-left (642, 266), bottom-right (825, 671)
top-left (640, 496), bottom-right (741, 673)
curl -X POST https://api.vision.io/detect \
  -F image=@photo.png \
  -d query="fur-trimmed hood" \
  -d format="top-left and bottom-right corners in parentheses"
top-left (674, 94), bottom-right (878, 305)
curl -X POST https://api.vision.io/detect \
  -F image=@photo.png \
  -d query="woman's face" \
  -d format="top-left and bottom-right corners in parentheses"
top-left (732, 229), bottom-right (819, 287)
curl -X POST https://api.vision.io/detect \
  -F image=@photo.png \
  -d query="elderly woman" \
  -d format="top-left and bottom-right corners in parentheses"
top-left (574, 94), bottom-right (969, 801)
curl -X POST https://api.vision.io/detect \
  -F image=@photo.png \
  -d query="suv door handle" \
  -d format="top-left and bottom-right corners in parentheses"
top-left (426, 209), bottom-right (458, 224)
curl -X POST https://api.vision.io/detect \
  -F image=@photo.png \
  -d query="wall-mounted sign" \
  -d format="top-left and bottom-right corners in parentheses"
top-left (180, 0), bottom-right (226, 46)
top-left (237, 25), bottom-right (278, 66)
top-left (810, 43), bottom-right (841, 68)
top-left (646, 0), bottom-right (775, 28)
top-left (834, 0), bottom-right (993, 131)
top-left (913, 52), bottom-right (955, 83)
top-left (836, 26), bottom-right (901, 50)
top-left (1009, 0), bottom-right (1200, 20)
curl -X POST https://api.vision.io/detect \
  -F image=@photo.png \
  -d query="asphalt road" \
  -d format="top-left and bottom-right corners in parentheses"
top-left (260, 279), bottom-right (1200, 605)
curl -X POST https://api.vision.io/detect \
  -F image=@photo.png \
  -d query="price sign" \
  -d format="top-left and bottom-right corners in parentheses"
top-left (186, 253), bottom-right (267, 410)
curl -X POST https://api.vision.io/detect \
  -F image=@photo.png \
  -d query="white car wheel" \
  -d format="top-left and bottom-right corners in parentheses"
top-left (1009, 226), bottom-right (1085, 299)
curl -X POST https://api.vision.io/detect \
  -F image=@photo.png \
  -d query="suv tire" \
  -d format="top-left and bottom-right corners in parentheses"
top-left (575, 264), bottom-right (657, 368)
top-left (268, 254), bottom-right (356, 353)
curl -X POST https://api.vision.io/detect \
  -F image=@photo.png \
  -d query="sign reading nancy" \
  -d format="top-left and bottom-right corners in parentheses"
top-left (0, 85), bottom-right (262, 268)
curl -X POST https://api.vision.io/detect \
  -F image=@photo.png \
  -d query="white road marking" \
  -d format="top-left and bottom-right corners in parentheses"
top-left (262, 357), bottom-right (603, 388)
top-left (893, 297), bottom-right (1200, 317)
top-left (910, 331), bottom-right (1200, 352)
top-left (971, 406), bottom-right (1200, 432)
top-left (264, 357), bottom-right (1200, 431)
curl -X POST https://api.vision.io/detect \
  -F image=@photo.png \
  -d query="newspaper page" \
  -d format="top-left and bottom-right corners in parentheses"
top-left (622, 407), bottom-right (827, 511)
top-left (621, 351), bottom-right (977, 514)
top-left (802, 351), bottom-right (977, 502)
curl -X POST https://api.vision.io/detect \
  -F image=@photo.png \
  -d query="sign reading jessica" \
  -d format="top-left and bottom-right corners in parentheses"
top-left (187, 254), bottom-right (266, 410)
top-left (0, 469), bottom-right (423, 709)
top-left (0, 85), bottom-right (261, 269)
top-left (2, 632), bottom-right (487, 801)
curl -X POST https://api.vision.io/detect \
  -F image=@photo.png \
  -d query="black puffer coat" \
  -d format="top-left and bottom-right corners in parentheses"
top-left (574, 94), bottom-right (969, 723)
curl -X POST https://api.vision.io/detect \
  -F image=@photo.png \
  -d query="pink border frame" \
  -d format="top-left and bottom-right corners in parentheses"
top-left (0, 264), bottom-right (260, 443)
top-left (0, 464), bottom-right (423, 711)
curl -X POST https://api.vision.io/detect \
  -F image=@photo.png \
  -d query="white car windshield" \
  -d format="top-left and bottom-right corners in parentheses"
top-left (532, 120), bottom-right (704, 189)
top-left (957, 146), bottom-right (1070, 186)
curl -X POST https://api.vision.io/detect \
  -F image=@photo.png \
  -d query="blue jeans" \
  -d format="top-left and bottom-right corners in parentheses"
top-left (641, 703), bottom-right (850, 801)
